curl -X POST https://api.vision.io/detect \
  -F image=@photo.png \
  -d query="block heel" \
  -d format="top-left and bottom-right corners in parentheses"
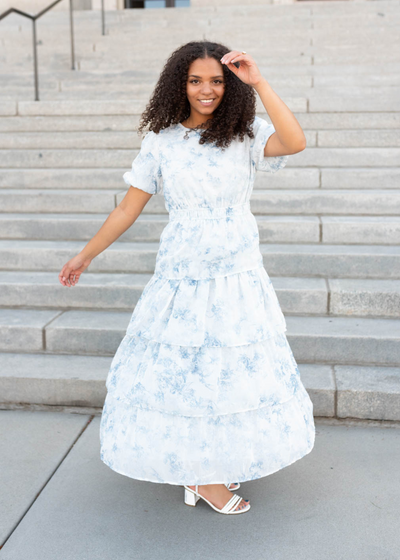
top-left (184, 487), bottom-right (201, 506)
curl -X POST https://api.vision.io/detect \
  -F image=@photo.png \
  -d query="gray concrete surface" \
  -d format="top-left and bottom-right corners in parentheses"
top-left (0, 412), bottom-right (399, 559)
top-left (0, 410), bottom-right (90, 546)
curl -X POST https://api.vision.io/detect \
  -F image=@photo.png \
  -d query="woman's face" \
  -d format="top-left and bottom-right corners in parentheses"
top-left (185, 57), bottom-right (225, 120)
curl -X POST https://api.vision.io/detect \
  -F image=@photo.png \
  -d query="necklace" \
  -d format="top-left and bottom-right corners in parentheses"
top-left (182, 124), bottom-right (202, 140)
top-left (181, 121), bottom-right (208, 140)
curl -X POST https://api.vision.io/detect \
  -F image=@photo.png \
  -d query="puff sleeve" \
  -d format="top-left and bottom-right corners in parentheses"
top-left (250, 116), bottom-right (289, 173)
top-left (123, 130), bottom-right (163, 195)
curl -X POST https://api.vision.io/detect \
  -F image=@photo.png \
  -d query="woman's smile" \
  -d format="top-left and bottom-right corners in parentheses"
top-left (198, 98), bottom-right (215, 105)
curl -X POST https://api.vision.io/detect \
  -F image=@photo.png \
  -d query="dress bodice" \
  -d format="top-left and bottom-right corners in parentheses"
top-left (122, 116), bottom-right (289, 280)
top-left (123, 116), bottom-right (288, 213)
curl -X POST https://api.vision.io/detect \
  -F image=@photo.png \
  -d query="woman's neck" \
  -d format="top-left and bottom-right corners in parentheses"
top-left (182, 116), bottom-right (213, 129)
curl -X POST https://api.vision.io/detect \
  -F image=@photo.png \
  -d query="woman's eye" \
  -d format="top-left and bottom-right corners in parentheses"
top-left (189, 80), bottom-right (223, 84)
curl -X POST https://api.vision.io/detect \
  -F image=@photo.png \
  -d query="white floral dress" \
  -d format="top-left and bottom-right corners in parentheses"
top-left (99, 116), bottom-right (315, 485)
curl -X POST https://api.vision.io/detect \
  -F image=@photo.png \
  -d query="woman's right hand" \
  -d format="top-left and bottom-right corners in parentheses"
top-left (58, 253), bottom-right (92, 287)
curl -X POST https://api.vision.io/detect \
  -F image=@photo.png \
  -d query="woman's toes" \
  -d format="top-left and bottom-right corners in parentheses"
top-left (235, 498), bottom-right (247, 511)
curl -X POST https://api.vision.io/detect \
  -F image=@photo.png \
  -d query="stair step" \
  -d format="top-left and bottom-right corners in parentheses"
top-left (0, 213), bottom-right (165, 242)
top-left (250, 190), bottom-right (400, 216)
top-left (1, 147), bottom-right (399, 168)
top-left (0, 132), bottom-right (143, 150)
top-left (1, 72), bottom-right (398, 92)
top-left (0, 351), bottom-right (398, 420)
top-left (1, 98), bottom-right (396, 117)
top-left (4, 88), bottom-right (400, 108)
top-left (0, 272), bottom-right (328, 314)
top-left (0, 352), bottom-right (112, 408)
top-left (256, 244), bottom-right (400, 279)
top-left (2, 68), bottom-right (400, 87)
top-left (1, 213), bottom-right (400, 245)
top-left (0, 240), bottom-right (398, 278)
top-left (0, 189), bottom-right (120, 213)
top-left (287, 315), bottom-right (400, 367)
top-left (0, 309), bottom-right (61, 352)
top-left (318, 129), bottom-right (400, 148)
top-left (0, 122), bottom-right (399, 145)
top-left (0, 112), bottom-right (399, 133)
top-left (0, 271), bottom-right (399, 317)
top-left (1, 189), bottom-right (399, 216)
top-left (1, 128), bottom-right (399, 149)
top-left (0, 168), bottom-right (126, 190)
top-left (1, 309), bottom-right (399, 366)
top-left (320, 216), bottom-right (400, 244)
top-left (1, 167), bottom-right (400, 190)
top-left (0, 271), bottom-right (152, 312)
top-left (328, 278), bottom-right (400, 318)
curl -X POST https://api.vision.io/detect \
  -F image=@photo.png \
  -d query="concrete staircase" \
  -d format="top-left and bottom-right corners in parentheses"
top-left (0, 1), bottom-right (399, 420)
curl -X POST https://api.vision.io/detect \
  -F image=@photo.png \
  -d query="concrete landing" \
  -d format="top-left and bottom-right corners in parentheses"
top-left (1, 411), bottom-right (399, 560)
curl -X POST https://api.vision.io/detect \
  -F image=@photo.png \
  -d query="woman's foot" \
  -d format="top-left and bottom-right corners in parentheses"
top-left (187, 484), bottom-right (250, 512)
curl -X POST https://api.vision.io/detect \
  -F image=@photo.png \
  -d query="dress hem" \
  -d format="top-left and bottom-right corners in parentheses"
top-left (100, 434), bottom-right (315, 487)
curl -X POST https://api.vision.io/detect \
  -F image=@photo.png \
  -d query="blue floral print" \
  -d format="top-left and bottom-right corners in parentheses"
top-left (99, 116), bottom-right (315, 485)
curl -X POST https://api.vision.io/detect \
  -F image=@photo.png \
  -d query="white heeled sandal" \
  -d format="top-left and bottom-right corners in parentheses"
top-left (184, 485), bottom-right (250, 515)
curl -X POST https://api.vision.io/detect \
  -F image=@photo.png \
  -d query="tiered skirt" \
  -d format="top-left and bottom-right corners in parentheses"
top-left (99, 202), bottom-right (315, 485)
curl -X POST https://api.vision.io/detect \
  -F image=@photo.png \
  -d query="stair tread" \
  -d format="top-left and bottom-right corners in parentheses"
top-left (1, 239), bottom-right (399, 253)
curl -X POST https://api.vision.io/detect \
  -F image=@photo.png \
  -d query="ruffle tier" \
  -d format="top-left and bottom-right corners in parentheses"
top-left (105, 329), bottom-right (301, 418)
top-left (126, 265), bottom-right (286, 347)
top-left (99, 380), bottom-right (315, 486)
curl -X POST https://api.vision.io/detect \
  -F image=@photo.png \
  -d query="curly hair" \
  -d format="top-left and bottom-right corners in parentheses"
top-left (137, 40), bottom-right (257, 149)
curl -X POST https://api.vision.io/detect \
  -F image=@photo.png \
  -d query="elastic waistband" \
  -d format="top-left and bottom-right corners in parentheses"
top-left (168, 201), bottom-right (251, 221)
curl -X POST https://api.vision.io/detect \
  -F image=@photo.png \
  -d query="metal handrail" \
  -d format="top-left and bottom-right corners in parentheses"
top-left (0, 0), bottom-right (106, 101)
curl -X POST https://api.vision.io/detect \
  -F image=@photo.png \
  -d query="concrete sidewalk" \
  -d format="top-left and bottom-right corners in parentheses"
top-left (1, 410), bottom-right (399, 560)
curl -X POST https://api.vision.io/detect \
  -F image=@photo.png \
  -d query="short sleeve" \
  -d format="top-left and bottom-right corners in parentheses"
top-left (250, 116), bottom-right (289, 173)
top-left (123, 130), bottom-right (163, 195)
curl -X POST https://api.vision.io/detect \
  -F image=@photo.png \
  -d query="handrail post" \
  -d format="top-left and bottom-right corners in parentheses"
top-left (69, 0), bottom-right (75, 70)
top-left (1, 0), bottom-right (110, 100)
top-left (0, 0), bottom-right (104, 100)
top-left (32, 18), bottom-right (39, 101)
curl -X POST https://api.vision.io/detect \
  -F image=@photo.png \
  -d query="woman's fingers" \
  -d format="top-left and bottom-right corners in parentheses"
top-left (59, 267), bottom-right (72, 287)
top-left (59, 255), bottom-right (91, 287)
top-left (58, 267), bottom-right (68, 286)
top-left (220, 50), bottom-right (248, 65)
top-left (59, 266), bottom-right (79, 287)
top-left (230, 52), bottom-right (246, 63)
top-left (70, 271), bottom-right (81, 286)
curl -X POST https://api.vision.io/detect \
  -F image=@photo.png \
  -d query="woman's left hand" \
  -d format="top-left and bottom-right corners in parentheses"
top-left (220, 51), bottom-right (264, 88)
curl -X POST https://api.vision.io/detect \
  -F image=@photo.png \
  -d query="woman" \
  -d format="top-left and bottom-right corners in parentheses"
top-left (58, 41), bottom-right (315, 515)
